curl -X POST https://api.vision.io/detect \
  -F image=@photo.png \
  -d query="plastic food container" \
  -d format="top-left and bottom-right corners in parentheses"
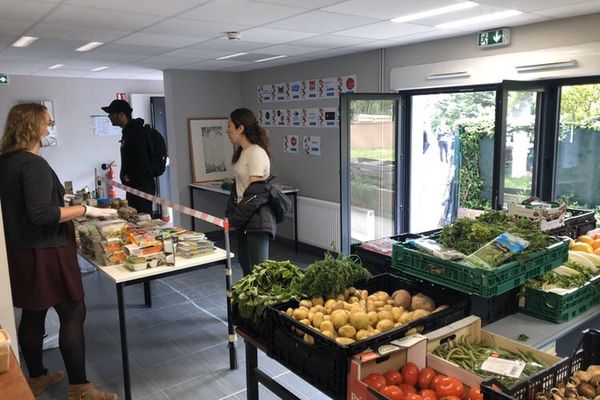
top-left (0, 328), bottom-right (11, 374)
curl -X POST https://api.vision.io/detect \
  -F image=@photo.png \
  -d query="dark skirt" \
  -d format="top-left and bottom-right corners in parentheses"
top-left (7, 222), bottom-right (84, 310)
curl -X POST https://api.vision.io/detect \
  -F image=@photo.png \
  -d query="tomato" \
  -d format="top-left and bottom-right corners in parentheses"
top-left (399, 384), bottom-right (417, 395)
top-left (430, 374), bottom-right (446, 391)
top-left (406, 393), bottom-right (424, 400)
top-left (469, 385), bottom-right (483, 400)
top-left (419, 389), bottom-right (438, 400)
top-left (440, 396), bottom-right (462, 400)
top-left (364, 373), bottom-right (387, 391)
top-left (381, 385), bottom-right (405, 400)
top-left (402, 362), bottom-right (420, 386)
top-left (434, 377), bottom-right (465, 399)
top-left (418, 367), bottom-right (436, 389)
top-left (385, 370), bottom-right (403, 386)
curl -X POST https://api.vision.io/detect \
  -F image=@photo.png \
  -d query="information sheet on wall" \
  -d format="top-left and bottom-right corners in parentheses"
top-left (303, 136), bottom-right (321, 156)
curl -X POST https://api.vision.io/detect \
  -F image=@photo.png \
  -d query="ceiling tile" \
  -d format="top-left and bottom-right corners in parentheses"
top-left (34, 69), bottom-right (92, 78)
top-left (265, 11), bottom-right (378, 33)
top-left (130, 71), bottom-right (164, 80)
top-left (0, 34), bottom-right (20, 49)
top-left (142, 17), bottom-right (249, 39)
top-left (250, 0), bottom-right (345, 9)
top-left (333, 21), bottom-right (432, 40)
top-left (115, 33), bottom-right (202, 48)
top-left (323, 0), bottom-right (466, 20)
top-left (530, 0), bottom-right (600, 18)
top-left (1, 0), bottom-right (58, 22)
top-left (0, 19), bottom-right (32, 35)
top-left (183, 0), bottom-right (306, 25)
top-left (291, 34), bottom-right (374, 48)
top-left (160, 48), bottom-right (230, 60)
top-left (476, 0), bottom-right (590, 12)
top-left (93, 43), bottom-right (171, 57)
top-left (176, 59), bottom-right (249, 70)
top-left (74, 52), bottom-right (148, 63)
top-left (136, 56), bottom-right (196, 69)
top-left (28, 23), bottom-right (129, 42)
top-left (88, 66), bottom-right (158, 78)
top-left (63, 0), bottom-right (211, 16)
top-left (239, 27), bottom-right (316, 44)
top-left (0, 60), bottom-right (51, 74)
top-left (191, 37), bottom-right (272, 52)
top-left (437, 12), bottom-right (545, 32)
top-left (44, 4), bottom-right (163, 31)
top-left (254, 44), bottom-right (321, 56)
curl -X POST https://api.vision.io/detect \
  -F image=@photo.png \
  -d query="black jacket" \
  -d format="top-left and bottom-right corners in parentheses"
top-left (0, 151), bottom-right (66, 248)
top-left (226, 177), bottom-right (279, 238)
top-left (120, 118), bottom-right (153, 187)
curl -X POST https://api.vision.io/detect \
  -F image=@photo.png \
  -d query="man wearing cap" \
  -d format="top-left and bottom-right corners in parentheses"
top-left (101, 99), bottom-right (154, 215)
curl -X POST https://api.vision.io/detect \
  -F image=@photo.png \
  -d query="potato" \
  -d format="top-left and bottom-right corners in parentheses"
top-left (381, 304), bottom-right (393, 312)
top-left (348, 296), bottom-right (360, 304)
top-left (311, 296), bottom-right (324, 306)
top-left (367, 311), bottom-right (379, 326)
top-left (344, 302), bottom-right (353, 311)
top-left (411, 293), bottom-right (436, 311)
top-left (312, 312), bottom-right (324, 329)
top-left (409, 309), bottom-right (430, 322)
top-left (405, 328), bottom-right (418, 336)
top-left (398, 311), bottom-right (412, 325)
top-left (331, 309), bottom-right (349, 329)
top-left (321, 330), bottom-right (335, 339)
top-left (392, 289), bottom-right (412, 309)
top-left (335, 301), bottom-right (346, 311)
top-left (320, 320), bottom-right (334, 332)
top-left (374, 291), bottom-right (390, 302)
top-left (392, 307), bottom-right (404, 322)
top-left (373, 300), bottom-right (386, 308)
top-left (336, 293), bottom-right (346, 301)
top-left (377, 310), bottom-right (394, 322)
top-left (356, 329), bottom-right (371, 341)
top-left (307, 311), bottom-right (314, 321)
top-left (360, 290), bottom-right (369, 300)
top-left (299, 299), bottom-right (313, 309)
top-left (349, 311), bottom-right (370, 330)
top-left (324, 299), bottom-right (337, 311)
top-left (335, 337), bottom-right (355, 346)
top-left (376, 319), bottom-right (394, 332)
top-left (367, 301), bottom-right (377, 313)
top-left (371, 329), bottom-right (381, 336)
top-left (303, 334), bottom-right (315, 345)
top-left (292, 308), bottom-right (308, 320)
top-left (338, 324), bottom-right (356, 338)
top-left (300, 318), bottom-right (311, 326)
top-left (350, 305), bottom-right (364, 315)
top-left (286, 308), bottom-right (294, 317)
top-left (294, 327), bottom-right (304, 337)
top-left (323, 315), bottom-right (331, 321)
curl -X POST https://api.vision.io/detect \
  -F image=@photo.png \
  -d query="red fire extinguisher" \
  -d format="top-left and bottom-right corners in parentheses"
top-left (102, 162), bottom-right (117, 199)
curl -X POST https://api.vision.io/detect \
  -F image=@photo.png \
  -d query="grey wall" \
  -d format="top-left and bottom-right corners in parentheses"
top-left (163, 70), bottom-right (241, 227)
top-left (0, 76), bottom-right (164, 194)
top-left (240, 50), bottom-right (381, 203)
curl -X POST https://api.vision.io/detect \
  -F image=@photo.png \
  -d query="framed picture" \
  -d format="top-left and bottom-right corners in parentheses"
top-left (188, 118), bottom-right (234, 182)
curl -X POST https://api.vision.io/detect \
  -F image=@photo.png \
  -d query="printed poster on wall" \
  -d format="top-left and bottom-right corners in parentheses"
top-left (303, 108), bottom-right (319, 127)
top-left (319, 107), bottom-right (338, 127)
top-left (338, 75), bottom-right (357, 93)
top-left (260, 84), bottom-right (274, 103)
top-left (319, 77), bottom-right (338, 98)
top-left (289, 81), bottom-right (302, 100)
top-left (275, 109), bottom-right (287, 126)
top-left (275, 83), bottom-right (288, 101)
top-left (284, 135), bottom-right (299, 153)
top-left (303, 79), bottom-right (318, 99)
top-left (289, 109), bottom-right (302, 126)
top-left (303, 135), bottom-right (321, 156)
top-left (259, 109), bottom-right (273, 126)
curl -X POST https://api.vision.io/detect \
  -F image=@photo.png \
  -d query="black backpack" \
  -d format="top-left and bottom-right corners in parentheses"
top-left (144, 124), bottom-right (167, 177)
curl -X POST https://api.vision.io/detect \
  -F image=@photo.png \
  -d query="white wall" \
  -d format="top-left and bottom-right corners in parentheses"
top-left (0, 76), bottom-right (164, 194)
top-left (0, 201), bottom-right (17, 356)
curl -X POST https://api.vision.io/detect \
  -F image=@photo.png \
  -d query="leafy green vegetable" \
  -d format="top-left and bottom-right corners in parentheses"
top-left (232, 260), bottom-right (304, 324)
top-left (525, 261), bottom-right (596, 291)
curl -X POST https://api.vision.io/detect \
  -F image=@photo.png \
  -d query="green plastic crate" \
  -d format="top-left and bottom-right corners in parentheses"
top-left (391, 238), bottom-right (569, 298)
top-left (520, 276), bottom-right (600, 323)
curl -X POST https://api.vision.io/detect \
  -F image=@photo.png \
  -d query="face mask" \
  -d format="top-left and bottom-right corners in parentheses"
top-left (41, 125), bottom-right (58, 147)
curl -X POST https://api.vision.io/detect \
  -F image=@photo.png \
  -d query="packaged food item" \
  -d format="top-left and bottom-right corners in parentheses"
top-left (462, 232), bottom-right (529, 269)
top-left (408, 238), bottom-right (466, 260)
top-left (0, 328), bottom-right (10, 374)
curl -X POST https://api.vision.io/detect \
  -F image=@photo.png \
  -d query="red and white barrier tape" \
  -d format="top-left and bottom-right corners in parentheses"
top-left (98, 177), bottom-right (226, 229)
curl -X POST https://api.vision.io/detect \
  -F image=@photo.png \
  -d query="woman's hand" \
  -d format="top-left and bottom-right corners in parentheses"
top-left (83, 205), bottom-right (118, 218)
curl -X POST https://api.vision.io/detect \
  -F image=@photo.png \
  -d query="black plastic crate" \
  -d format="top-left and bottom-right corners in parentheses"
top-left (481, 329), bottom-right (600, 400)
top-left (231, 302), bottom-right (273, 344)
top-left (547, 208), bottom-right (596, 238)
top-left (351, 233), bottom-right (424, 275)
top-left (469, 287), bottom-right (520, 326)
top-left (267, 273), bottom-right (468, 400)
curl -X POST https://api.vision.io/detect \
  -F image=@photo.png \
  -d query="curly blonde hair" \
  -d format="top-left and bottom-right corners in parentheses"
top-left (1, 103), bottom-right (48, 153)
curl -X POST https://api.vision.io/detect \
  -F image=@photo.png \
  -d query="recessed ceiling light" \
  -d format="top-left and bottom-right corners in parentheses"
top-left (91, 66), bottom-right (109, 72)
top-left (391, 1), bottom-right (478, 23)
top-left (12, 36), bottom-right (38, 48)
top-left (48, 64), bottom-right (64, 70)
top-left (254, 55), bottom-right (287, 63)
top-left (436, 10), bottom-right (522, 29)
top-left (76, 41), bottom-right (104, 52)
top-left (217, 52), bottom-right (247, 60)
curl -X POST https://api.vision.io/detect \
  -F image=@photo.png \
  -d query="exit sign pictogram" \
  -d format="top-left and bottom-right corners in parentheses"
top-left (0, 74), bottom-right (8, 85)
top-left (478, 28), bottom-right (510, 48)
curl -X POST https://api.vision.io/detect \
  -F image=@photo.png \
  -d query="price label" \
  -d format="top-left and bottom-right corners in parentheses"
top-left (481, 355), bottom-right (526, 378)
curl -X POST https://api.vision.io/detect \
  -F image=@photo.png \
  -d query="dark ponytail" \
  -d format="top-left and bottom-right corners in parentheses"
top-left (230, 108), bottom-right (271, 163)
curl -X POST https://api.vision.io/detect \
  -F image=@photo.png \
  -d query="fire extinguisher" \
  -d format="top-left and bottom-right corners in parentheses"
top-left (101, 162), bottom-right (117, 199)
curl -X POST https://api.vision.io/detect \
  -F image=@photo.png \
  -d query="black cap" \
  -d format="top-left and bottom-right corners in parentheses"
top-left (101, 99), bottom-right (132, 114)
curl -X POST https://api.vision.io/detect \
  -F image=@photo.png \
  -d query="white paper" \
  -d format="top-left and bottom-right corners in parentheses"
top-left (289, 81), bottom-right (302, 100)
top-left (303, 79), bottom-right (318, 99)
top-left (275, 109), bottom-right (286, 126)
top-left (260, 109), bottom-right (273, 126)
top-left (90, 115), bottom-right (121, 136)
top-left (303, 108), bottom-right (319, 127)
top-left (338, 75), bottom-right (357, 93)
top-left (289, 109), bottom-right (302, 126)
top-left (275, 83), bottom-right (288, 101)
top-left (481, 356), bottom-right (526, 379)
top-left (319, 107), bottom-right (338, 127)
top-left (319, 77), bottom-right (338, 98)
top-left (284, 135), bottom-right (299, 153)
top-left (303, 135), bottom-right (321, 156)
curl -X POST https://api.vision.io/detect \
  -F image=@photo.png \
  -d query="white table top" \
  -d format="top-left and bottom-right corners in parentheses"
top-left (190, 182), bottom-right (298, 195)
top-left (80, 247), bottom-right (232, 284)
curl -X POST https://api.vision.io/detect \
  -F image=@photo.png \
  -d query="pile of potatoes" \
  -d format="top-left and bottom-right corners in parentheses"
top-left (284, 287), bottom-right (447, 346)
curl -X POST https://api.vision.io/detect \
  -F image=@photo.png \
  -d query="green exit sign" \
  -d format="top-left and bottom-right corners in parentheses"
top-left (478, 28), bottom-right (510, 48)
top-left (0, 74), bottom-right (8, 85)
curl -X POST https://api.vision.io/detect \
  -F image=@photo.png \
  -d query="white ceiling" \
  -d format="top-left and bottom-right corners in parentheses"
top-left (1, 0), bottom-right (599, 80)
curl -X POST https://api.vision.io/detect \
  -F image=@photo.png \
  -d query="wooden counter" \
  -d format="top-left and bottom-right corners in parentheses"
top-left (0, 349), bottom-right (34, 400)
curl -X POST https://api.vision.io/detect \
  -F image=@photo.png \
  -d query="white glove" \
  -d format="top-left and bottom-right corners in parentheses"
top-left (84, 205), bottom-right (118, 219)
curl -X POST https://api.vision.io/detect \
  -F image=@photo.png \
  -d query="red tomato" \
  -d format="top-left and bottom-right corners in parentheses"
top-left (385, 370), bottom-right (403, 386)
top-left (430, 374), bottom-right (446, 391)
top-left (418, 367), bottom-right (436, 389)
top-left (434, 377), bottom-right (465, 399)
top-left (440, 396), bottom-right (462, 400)
top-left (469, 385), bottom-right (483, 400)
top-left (420, 389), bottom-right (438, 400)
top-left (364, 373), bottom-right (387, 391)
top-left (399, 384), bottom-right (417, 395)
top-left (402, 362), bottom-right (420, 387)
top-left (381, 385), bottom-right (405, 400)
top-left (406, 394), bottom-right (424, 400)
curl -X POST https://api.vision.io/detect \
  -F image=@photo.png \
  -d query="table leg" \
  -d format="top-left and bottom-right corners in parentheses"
top-left (116, 284), bottom-right (132, 400)
top-left (245, 341), bottom-right (259, 400)
top-left (190, 186), bottom-right (196, 231)
top-left (224, 230), bottom-right (238, 370)
top-left (143, 281), bottom-right (152, 308)
top-left (293, 193), bottom-right (298, 252)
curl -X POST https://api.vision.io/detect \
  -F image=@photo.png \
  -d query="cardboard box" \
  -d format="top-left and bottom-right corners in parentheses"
top-left (0, 329), bottom-right (11, 374)
top-left (508, 203), bottom-right (566, 231)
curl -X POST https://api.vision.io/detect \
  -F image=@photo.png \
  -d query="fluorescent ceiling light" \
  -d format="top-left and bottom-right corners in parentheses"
top-left (391, 1), bottom-right (478, 23)
top-left (427, 71), bottom-right (470, 80)
top-left (254, 55), bottom-right (287, 63)
top-left (12, 36), bottom-right (38, 48)
top-left (91, 66), bottom-right (110, 72)
top-left (48, 64), bottom-right (64, 70)
top-left (75, 41), bottom-right (104, 52)
top-left (217, 52), bottom-right (247, 60)
top-left (516, 59), bottom-right (577, 73)
top-left (436, 10), bottom-right (521, 29)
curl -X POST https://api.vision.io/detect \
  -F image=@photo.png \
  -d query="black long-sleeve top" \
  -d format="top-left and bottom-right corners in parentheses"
top-left (0, 150), bottom-right (66, 248)
top-left (119, 118), bottom-right (153, 186)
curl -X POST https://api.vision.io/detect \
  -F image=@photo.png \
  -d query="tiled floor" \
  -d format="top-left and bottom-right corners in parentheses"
top-left (31, 240), bottom-right (332, 400)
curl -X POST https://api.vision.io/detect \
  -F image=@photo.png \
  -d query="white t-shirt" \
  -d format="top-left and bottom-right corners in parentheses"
top-left (234, 144), bottom-right (270, 202)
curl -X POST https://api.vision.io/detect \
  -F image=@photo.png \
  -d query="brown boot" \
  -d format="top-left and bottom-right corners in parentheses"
top-left (28, 370), bottom-right (65, 396)
top-left (67, 383), bottom-right (118, 400)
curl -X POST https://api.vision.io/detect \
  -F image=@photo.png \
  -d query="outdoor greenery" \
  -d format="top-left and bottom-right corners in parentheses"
top-left (560, 84), bottom-right (600, 137)
top-left (351, 148), bottom-right (394, 160)
top-left (350, 100), bottom-right (395, 122)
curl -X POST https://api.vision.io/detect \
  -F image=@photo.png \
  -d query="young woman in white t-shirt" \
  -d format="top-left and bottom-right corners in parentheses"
top-left (226, 108), bottom-right (272, 275)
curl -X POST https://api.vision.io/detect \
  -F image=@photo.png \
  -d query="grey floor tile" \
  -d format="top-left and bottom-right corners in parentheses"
top-left (138, 390), bottom-right (171, 400)
top-left (103, 368), bottom-right (161, 399)
top-left (162, 372), bottom-right (231, 400)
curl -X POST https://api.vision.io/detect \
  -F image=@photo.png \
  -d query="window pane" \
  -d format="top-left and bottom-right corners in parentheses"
top-left (555, 84), bottom-right (600, 210)
top-left (349, 100), bottom-right (396, 241)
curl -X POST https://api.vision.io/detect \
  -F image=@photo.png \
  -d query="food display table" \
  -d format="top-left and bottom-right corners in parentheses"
top-left (80, 248), bottom-right (235, 400)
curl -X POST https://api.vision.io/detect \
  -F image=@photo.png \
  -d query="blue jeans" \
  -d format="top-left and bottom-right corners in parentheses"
top-left (237, 231), bottom-right (270, 276)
